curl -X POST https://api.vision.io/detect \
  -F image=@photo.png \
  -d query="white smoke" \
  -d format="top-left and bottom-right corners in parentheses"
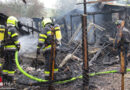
top-left (18, 35), bottom-right (38, 58)
top-left (55, 0), bottom-right (82, 17)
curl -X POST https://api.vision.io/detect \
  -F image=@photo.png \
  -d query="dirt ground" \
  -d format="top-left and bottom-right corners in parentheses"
top-left (90, 64), bottom-right (130, 90)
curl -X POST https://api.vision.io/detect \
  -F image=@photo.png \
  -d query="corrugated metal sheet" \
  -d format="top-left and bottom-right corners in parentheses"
top-left (103, 1), bottom-right (130, 7)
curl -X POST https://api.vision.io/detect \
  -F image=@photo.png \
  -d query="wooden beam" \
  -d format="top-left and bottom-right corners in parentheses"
top-left (77, 0), bottom-right (115, 4)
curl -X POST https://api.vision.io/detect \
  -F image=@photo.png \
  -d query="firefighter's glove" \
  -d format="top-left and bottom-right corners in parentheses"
top-left (18, 22), bottom-right (22, 29)
top-left (16, 45), bottom-right (21, 51)
top-left (115, 20), bottom-right (122, 26)
top-left (57, 41), bottom-right (61, 47)
top-left (37, 48), bottom-right (40, 55)
top-left (56, 41), bottom-right (61, 50)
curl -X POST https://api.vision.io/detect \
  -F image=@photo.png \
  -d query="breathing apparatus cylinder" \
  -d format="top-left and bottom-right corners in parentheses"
top-left (0, 25), bottom-right (5, 42)
top-left (0, 25), bottom-right (6, 58)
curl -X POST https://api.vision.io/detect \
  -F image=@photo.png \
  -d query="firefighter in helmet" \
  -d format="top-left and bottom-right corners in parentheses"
top-left (37, 18), bottom-right (62, 80)
top-left (114, 20), bottom-right (130, 73)
top-left (2, 16), bottom-right (20, 84)
top-left (0, 25), bottom-right (6, 86)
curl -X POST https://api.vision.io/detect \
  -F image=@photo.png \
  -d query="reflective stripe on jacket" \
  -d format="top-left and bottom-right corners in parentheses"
top-left (4, 45), bottom-right (17, 50)
top-left (2, 70), bottom-right (15, 75)
top-left (43, 45), bottom-right (51, 51)
top-left (44, 68), bottom-right (59, 76)
top-left (2, 70), bottom-right (8, 74)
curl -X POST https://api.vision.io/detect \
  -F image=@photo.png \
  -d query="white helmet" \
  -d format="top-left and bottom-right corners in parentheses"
top-left (7, 16), bottom-right (18, 27)
top-left (42, 18), bottom-right (52, 28)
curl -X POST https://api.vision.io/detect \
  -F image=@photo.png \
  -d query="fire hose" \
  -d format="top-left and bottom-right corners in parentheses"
top-left (15, 51), bottom-right (130, 85)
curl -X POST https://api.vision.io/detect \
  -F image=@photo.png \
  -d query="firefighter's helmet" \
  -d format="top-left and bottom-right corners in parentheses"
top-left (115, 20), bottom-right (122, 26)
top-left (7, 16), bottom-right (18, 27)
top-left (42, 18), bottom-right (52, 28)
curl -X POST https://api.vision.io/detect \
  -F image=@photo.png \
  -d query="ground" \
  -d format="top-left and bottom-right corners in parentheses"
top-left (0, 42), bottom-right (130, 90)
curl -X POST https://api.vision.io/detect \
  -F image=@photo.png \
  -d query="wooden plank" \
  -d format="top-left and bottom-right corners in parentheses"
top-left (68, 23), bottom-right (82, 44)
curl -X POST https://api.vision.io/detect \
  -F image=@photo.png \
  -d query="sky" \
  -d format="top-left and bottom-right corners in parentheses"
top-left (42, 0), bottom-right (58, 9)
top-left (0, 0), bottom-right (58, 9)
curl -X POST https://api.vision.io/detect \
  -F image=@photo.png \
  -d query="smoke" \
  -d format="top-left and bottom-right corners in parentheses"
top-left (18, 17), bottom-right (37, 32)
top-left (19, 35), bottom-right (38, 58)
top-left (55, 0), bottom-right (82, 17)
top-left (0, 0), bottom-right (45, 17)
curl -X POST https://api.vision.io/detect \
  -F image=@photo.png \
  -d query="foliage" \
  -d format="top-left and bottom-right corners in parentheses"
top-left (0, 0), bottom-right (45, 18)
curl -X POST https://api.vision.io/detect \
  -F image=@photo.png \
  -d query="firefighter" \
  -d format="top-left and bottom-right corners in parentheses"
top-left (37, 18), bottom-right (62, 80)
top-left (0, 25), bottom-right (6, 87)
top-left (114, 20), bottom-right (130, 73)
top-left (2, 16), bottom-right (20, 84)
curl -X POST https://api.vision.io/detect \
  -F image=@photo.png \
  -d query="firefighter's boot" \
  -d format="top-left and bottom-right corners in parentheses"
top-left (3, 74), bottom-right (8, 86)
top-left (45, 76), bottom-right (50, 80)
top-left (7, 76), bottom-right (14, 86)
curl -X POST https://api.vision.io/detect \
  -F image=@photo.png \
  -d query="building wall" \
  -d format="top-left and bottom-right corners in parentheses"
top-left (103, 5), bottom-right (130, 29)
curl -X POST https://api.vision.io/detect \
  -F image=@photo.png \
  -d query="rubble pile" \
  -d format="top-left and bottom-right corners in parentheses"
top-left (15, 35), bottom-right (128, 90)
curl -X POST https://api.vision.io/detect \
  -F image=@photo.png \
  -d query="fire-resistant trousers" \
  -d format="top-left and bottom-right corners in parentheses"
top-left (44, 50), bottom-right (58, 78)
top-left (2, 51), bottom-right (16, 82)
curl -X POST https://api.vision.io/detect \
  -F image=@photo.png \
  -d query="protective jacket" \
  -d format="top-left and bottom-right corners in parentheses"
top-left (114, 27), bottom-right (130, 48)
top-left (4, 26), bottom-right (20, 51)
top-left (37, 24), bottom-right (62, 52)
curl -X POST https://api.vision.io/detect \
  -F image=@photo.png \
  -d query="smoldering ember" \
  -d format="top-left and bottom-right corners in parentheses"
top-left (0, 0), bottom-right (130, 90)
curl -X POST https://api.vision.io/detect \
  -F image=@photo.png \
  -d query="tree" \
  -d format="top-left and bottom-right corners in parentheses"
top-left (25, 0), bottom-right (45, 18)
top-left (0, 0), bottom-right (45, 18)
